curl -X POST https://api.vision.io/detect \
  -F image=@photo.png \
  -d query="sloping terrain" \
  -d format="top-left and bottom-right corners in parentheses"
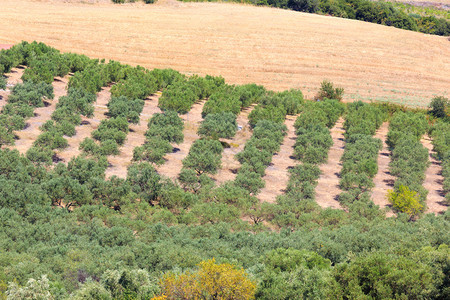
top-left (0, 0), bottom-right (448, 106)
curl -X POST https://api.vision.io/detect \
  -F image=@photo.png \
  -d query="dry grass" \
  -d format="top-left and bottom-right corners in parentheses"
top-left (0, 0), bottom-right (448, 107)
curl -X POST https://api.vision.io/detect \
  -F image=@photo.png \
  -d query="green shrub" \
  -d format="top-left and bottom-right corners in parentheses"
top-left (198, 112), bottom-right (237, 139)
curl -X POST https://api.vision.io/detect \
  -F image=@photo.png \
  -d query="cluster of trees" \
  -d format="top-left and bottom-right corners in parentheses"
top-left (387, 111), bottom-right (430, 213)
top-left (0, 81), bottom-right (54, 147)
top-left (248, 89), bottom-right (304, 127)
top-left (339, 102), bottom-right (384, 209)
top-left (182, 0), bottom-right (450, 36)
top-left (82, 117), bottom-right (130, 156)
top-left (199, 83), bottom-right (266, 140)
top-left (158, 75), bottom-right (224, 113)
top-left (202, 83), bottom-right (266, 117)
top-left (133, 111), bottom-right (184, 165)
top-left (26, 88), bottom-right (97, 165)
top-left (293, 100), bottom-right (343, 164)
top-left (1, 194), bottom-right (448, 299)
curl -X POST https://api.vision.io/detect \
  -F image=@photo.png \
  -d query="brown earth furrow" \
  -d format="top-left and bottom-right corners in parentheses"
top-left (156, 100), bottom-right (206, 179)
top-left (213, 105), bottom-right (255, 185)
top-left (106, 93), bottom-right (162, 179)
top-left (56, 87), bottom-right (111, 162)
top-left (0, 67), bottom-right (24, 111)
top-left (315, 118), bottom-right (345, 209)
top-left (258, 116), bottom-right (297, 203)
top-left (371, 122), bottom-right (395, 216)
top-left (421, 135), bottom-right (447, 214)
top-left (13, 76), bottom-right (69, 154)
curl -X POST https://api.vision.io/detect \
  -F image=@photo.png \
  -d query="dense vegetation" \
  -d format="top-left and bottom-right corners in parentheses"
top-left (0, 42), bottom-right (449, 299)
top-left (338, 101), bottom-right (384, 208)
top-left (180, 0), bottom-right (450, 36)
top-left (387, 111), bottom-right (429, 214)
top-left (429, 96), bottom-right (450, 204)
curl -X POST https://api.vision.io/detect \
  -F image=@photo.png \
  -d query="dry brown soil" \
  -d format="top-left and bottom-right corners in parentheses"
top-left (155, 100), bottom-right (205, 179)
top-left (371, 122), bottom-right (396, 216)
top-left (105, 93), bottom-right (162, 178)
top-left (0, 0), bottom-right (448, 107)
top-left (421, 135), bottom-right (448, 214)
top-left (315, 118), bottom-right (345, 209)
top-left (13, 76), bottom-right (69, 154)
top-left (56, 87), bottom-right (112, 162)
top-left (213, 105), bottom-right (255, 185)
top-left (258, 116), bottom-right (298, 203)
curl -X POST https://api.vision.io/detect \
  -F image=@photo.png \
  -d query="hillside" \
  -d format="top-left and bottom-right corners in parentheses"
top-left (0, 0), bottom-right (448, 106)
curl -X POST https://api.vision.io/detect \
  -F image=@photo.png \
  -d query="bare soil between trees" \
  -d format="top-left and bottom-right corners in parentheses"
top-left (371, 122), bottom-right (395, 216)
top-left (13, 77), bottom-right (69, 154)
top-left (56, 87), bottom-right (112, 162)
top-left (315, 118), bottom-right (345, 209)
top-left (105, 93), bottom-right (162, 178)
top-left (213, 105), bottom-right (255, 185)
top-left (155, 100), bottom-right (206, 179)
top-left (421, 135), bottom-right (448, 214)
top-left (257, 116), bottom-right (298, 203)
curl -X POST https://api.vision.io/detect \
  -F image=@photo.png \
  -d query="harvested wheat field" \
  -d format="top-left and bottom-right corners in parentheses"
top-left (0, 0), bottom-right (448, 106)
top-left (315, 118), bottom-right (345, 209)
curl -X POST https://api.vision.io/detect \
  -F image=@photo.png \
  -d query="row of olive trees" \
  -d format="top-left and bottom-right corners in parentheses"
top-left (158, 75), bottom-right (223, 113)
top-left (338, 102), bottom-right (384, 209)
top-left (133, 110), bottom-right (184, 165)
top-left (270, 99), bottom-right (345, 228)
top-left (387, 111), bottom-right (430, 218)
top-left (0, 81), bottom-right (54, 148)
top-left (430, 120), bottom-right (450, 204)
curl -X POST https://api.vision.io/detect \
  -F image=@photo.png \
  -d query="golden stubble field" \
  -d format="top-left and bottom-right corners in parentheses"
top-left (0, 0), bottom-right (449, 106)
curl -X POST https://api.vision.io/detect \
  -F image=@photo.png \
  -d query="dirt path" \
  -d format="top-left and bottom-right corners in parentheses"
top-left (421, 135), bottom-right (448, 214)
top-left (155, 100), bottom-right (205, 179)
top-left (371, 122), bottom-right (395, 216)
top-left (213, 105), bottom-right (255, 185)
top-left (0, 67), bottom-right (24, 111)
top-left (315, 118), bottom-right (345, 209)
top-left (56, 87), bottom-right (111, 162)
top-left (13, 76), bottom-right (69, 154)
top-left (258, 115), bottom-right (297, 203)
top-left (106, 93), bottom-right (162, 178)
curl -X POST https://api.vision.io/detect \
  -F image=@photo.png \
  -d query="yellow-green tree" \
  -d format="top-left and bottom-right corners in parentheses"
top-left (154, 259), bottom-right (256, 300)
top-left (387, 185), bottom-right (424, 220)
